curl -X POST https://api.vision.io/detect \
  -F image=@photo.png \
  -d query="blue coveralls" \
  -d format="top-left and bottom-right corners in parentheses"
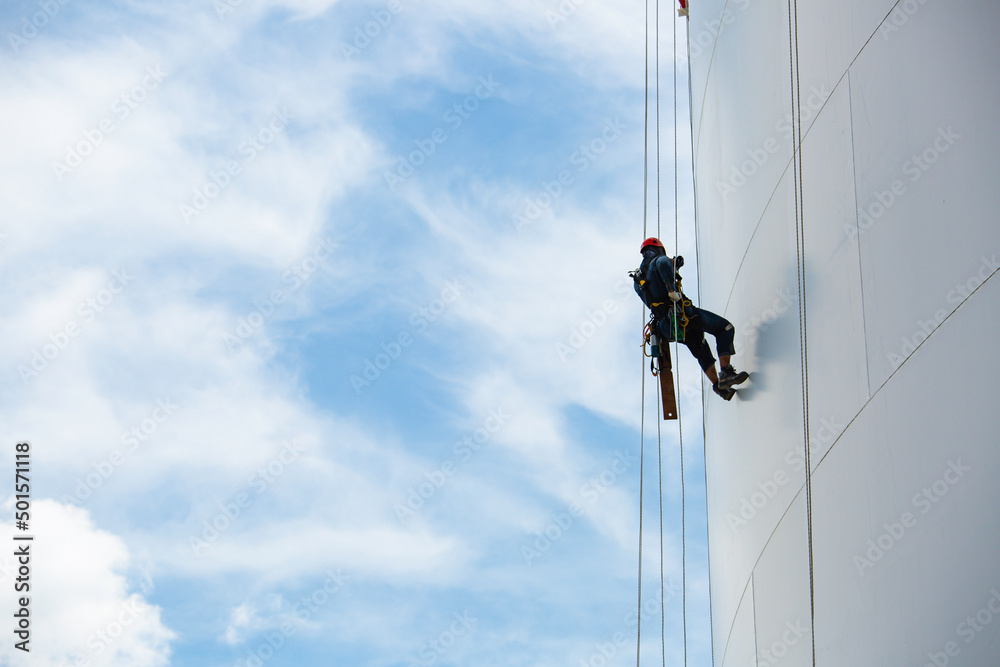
top-left (633, 254), bottom-right (737, 371)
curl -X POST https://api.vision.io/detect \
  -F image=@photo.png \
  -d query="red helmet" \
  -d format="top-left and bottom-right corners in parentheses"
top-left (640, 237), bottom-right (664, 252)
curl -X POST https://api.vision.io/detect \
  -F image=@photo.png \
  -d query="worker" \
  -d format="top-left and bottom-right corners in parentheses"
top-left (631, 237), bottom-right (748, 400)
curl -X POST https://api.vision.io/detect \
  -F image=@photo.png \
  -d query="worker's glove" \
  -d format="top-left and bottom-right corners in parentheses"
top-left (668, 291), bottom-right (682, 302)
top-left (673, 255), bottom-right (684, 269)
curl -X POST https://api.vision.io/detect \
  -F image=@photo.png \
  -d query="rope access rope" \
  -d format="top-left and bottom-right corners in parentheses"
top-left (640, 4), bottom-right (702, 667)
top-left (636, 336), bottom-right (647, 667)
top-left (685, 13), bottom-right (716, 667)
top-left (656, 0), bottom-right (661, 241)
top-left (786, 0), bottom-right (817, 664)
top-left (636, 0), bottom-right (651, 663)
top-left (652, 2), bottom-right (673, 664)
top-left (642, 0), bottom-right (650, 240)
top-left (671, 4), bottom-right (689, 667)
top-left (654, 2), bottom-right (668, 666)
top-left (656, 366), bottom-right (666, 667)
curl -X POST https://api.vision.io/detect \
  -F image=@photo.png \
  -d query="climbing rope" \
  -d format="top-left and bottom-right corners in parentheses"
top-left (670, 4), bottom-right (690, 667)
top-left (647, 2), bottom-right (688, 666)
top-left (642, 0), bottom-right (651, 240)
top-left (639, 4), bottom-right (708, 667)
top-left (684, 11), bottom-right (716, 667)
top-left (638, 0), bottom-right (670, 664)
top-left (656, 0), bottom-right (661, 242)
top-left (636, 0), bottom-right (651, 663)
top-left (636, 330), bottom-right (647, 667)
top-left (656, 367), bottom-right (667, 667)
top-left (653, 2), bottom-right (671, 664)
top-left (786, 0), bottom-right (817, 664)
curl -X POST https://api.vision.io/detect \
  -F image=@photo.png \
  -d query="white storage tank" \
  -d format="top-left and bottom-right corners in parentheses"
top-left (688, 0), bottom-right (1000, 664)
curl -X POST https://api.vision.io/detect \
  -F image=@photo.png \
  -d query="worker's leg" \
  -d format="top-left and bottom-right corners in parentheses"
top-left (682, 326), bottom-right (718, 382)
top-left (692, 307), bottom-right (737, 360)
top-left (683, 331), bottom-right (736, 399)
top-left (693, 307), bottom-right (747, 389)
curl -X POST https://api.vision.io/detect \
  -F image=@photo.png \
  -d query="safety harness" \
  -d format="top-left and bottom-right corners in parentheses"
top-left (634, 261), bottom-right (691, 345)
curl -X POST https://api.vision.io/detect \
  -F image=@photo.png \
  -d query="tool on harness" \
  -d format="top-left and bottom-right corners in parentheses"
top-left (649, 329), bottom-right (662, 360)
top-left (643, 321), bottom-right (662, 375)
top-left (665, 298), bottom-right (691, 343)
top-left (648, 301), bottom-right (690, 343)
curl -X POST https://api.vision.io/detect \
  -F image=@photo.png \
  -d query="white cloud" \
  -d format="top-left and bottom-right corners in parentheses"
top-left (0, 19), bottom-right (376, 271)
top-left (0, 500), bottom-right (174, 667)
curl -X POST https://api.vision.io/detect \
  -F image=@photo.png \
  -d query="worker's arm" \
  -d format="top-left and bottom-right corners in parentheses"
top-left (652, 256), bottom-right (680, 294)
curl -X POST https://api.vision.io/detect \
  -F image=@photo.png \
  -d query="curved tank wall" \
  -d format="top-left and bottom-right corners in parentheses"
top-left (688, 0), bottom-right (1000, 665)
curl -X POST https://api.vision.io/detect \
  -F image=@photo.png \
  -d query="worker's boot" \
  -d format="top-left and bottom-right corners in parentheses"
top-left (718, 364), bottom-right (749, 389)
top-left (712, 382), bottom-right (735, 401)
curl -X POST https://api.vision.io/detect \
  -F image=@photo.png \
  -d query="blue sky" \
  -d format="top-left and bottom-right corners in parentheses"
top-left (0, 1), bottom-right (715, 665)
